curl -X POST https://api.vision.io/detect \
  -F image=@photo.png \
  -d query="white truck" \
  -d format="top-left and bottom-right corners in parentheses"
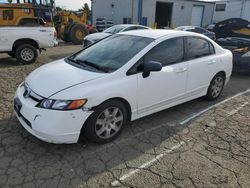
top-left (0, 27), bottom-right (58, 64)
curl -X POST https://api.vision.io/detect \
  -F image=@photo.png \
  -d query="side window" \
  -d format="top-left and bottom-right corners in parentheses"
top-left (186, 37), bottom-right (212, 60)
top-left (144, 37), bottom-right (184, 66)
top-left (3, 10), bottom-right (14, 20)
top-left (136, 26), bottom-right (148, 30)
top-left (124, 26), bottom-right (138, 31)
top-left (209, 42), bottom-right (215, 54)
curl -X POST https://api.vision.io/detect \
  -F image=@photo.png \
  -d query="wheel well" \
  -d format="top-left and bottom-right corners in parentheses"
top-left (78, 97), bottom-right (132, 143)
top-left (13, 39), bottom-right (39, 52)
top-left (216, 71), bottom-right (226, 79)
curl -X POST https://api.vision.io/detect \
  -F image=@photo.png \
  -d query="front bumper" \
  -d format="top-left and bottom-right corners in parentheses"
top-left (14, 84), bottom-right (92, 144)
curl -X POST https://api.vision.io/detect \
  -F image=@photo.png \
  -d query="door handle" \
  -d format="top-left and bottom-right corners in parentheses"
top-left (176, 67), bottom-right (187, 73)
top-left (208, 60), bottom-right (216, 65)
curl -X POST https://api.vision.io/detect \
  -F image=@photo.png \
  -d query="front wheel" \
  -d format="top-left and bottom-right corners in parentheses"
top-left (206, 73), bottom-right (225, 101)
top-left (83, 100), bottom-right (128, 143)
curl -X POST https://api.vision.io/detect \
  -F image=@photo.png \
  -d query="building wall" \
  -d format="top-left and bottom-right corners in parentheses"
top-left (213, 0), bottom-right (250, 23)
top-left (171, 0), bottom-right (214, 27)
top-left (92, 0), bottom-right (134, 24)
top-left (242, 1), bottom-right (250, 20)
top-left (92, 0), bottom-right (214, 27)
top-left (141, 0), bottom-right (214, 27)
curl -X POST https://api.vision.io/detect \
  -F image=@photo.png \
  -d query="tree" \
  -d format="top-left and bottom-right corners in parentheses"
top-left (83, 3), bottom-right (90, 19)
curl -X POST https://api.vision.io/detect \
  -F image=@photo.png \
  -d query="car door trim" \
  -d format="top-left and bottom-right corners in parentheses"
top-left (138, 87), bottom-right (204, 114)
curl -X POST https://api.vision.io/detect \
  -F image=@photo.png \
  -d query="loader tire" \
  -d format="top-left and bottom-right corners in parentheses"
top-left (69, 24), bottom-right (89, 45)
top-left (61, 35), bottom-right (71, 42)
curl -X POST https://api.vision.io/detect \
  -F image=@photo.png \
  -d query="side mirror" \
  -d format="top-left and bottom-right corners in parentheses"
top-left (143, 61), bottom-right (162, 78)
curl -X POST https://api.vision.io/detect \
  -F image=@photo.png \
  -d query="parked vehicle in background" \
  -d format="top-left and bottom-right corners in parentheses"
top-left (0, 27), bottom-right (57, 64)
top-left (14, 30), bottom-right (232, 144)
top-left (216, 37), bottom-right (250, 49)
top-left (53, 10), bottom-right (97, 45)
top-left (175, 26), bottom-right (216, 40)
top-left (214, 18), bottom-right (250, 39)
top-left (0, 0), bottom-right (54, 26)
top-left (83, 24), bottom-right (150, 47)
top-left (231, 47), bottom-right (250, 73)
top-left (204, 23), bottom-right (216, 32)
top-left (215, 37), bottom-right (250, 73)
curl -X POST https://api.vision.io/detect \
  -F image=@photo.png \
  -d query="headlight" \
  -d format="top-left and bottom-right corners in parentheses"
top-left (38, 99), bottom-right (87, 110)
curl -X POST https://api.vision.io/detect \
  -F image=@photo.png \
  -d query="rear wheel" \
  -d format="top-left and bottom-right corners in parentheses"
top-left (15, 44), bottom-right (38, 64)
top-left (206, 73), bottom-right (225, 101)
top-left (61, 35), bottom-right (71, 42)
top-left (83, 100), bottom-right (128, 143)
top-left (69, 24), bottom-right (89, 45)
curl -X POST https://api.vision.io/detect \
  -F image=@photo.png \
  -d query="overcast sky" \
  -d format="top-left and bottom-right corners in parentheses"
top-left (55, 0), bottom-right (91, 10)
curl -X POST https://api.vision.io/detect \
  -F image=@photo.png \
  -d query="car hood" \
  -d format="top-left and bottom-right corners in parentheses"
top-left (26, 59), bottom-right (106, 98)
top-left (84, 32), bottom-right (111, 42)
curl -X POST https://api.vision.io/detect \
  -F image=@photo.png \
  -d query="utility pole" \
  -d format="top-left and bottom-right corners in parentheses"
top-left (138, 0), bottom-right (143, 24)
top-left (131, 0), bottom-right (134, 24)
top-left (240, 0), bottom-right (246, 18)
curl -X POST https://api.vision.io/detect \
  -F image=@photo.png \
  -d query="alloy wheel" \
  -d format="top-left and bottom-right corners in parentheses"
top-left (95, 107), bottom-right (124, 139)
top-left (211, 76), bottom-right (224, 98)
top-left (20, 48), bottom-right (34, 61)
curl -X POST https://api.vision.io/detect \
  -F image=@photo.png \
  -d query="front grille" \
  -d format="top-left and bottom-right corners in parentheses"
top-left (23, 84), bottom-right (43, 102)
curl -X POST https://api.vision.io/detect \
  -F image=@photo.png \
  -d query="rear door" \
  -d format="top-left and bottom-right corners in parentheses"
top-left (185, 36), bottom-right (217, 94)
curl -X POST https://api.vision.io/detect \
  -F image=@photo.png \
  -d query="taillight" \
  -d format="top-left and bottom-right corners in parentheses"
top-left (54, 30), bottom-right (57, 38)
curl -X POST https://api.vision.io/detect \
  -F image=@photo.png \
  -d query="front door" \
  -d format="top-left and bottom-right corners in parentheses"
top-left (136, 37), bottom-right (188, 115)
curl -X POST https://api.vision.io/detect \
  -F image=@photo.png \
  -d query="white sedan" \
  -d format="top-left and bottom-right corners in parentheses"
top-left (14, 30), bottom-right (233, 144)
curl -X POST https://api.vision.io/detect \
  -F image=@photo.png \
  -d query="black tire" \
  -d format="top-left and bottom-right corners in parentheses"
top-left (206, 73), bottom-right (225, 101)
top-left (61, 35), bottom-right (71, 42)
top-left (69, 24), bottom-right (89, 45)
top-left (8, 52), bottom-right (16, 58)
top-left (83, 100), bottom-right (128, 143)
top-left (15, 44), bottom-right (38, 64)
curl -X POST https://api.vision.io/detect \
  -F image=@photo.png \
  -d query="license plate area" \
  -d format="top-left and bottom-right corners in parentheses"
top-left (14, 97), bottom-right (22, 116)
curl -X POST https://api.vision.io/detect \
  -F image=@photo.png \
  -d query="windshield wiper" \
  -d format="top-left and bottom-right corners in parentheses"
top-left (67, 57), bottom-right (82, 64)
top-left (76, 59), bottom-right (109, 73)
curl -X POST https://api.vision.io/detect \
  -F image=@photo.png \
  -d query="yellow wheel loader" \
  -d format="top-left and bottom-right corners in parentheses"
top-left (0, 0), bottom-right (96, 44)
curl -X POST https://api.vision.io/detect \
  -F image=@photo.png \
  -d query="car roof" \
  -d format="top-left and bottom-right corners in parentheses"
top-left (111, 24), bottom-right (150, 29)
top-left (116, 24), bottom-right (147, 27)
top-left (119, 29), bottom-right (203, 39)
top-left (176, 26), bottom-right (200, 30)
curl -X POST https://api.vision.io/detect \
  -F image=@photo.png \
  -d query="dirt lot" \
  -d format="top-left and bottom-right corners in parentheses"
top-left (0, 44), bottom-right (250, 188)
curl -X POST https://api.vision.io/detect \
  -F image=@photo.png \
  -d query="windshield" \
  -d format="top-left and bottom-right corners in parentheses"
top-left (68, 35), bottom-right (153, 73)
top-left (103, 25), bottom-right (127, 34)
